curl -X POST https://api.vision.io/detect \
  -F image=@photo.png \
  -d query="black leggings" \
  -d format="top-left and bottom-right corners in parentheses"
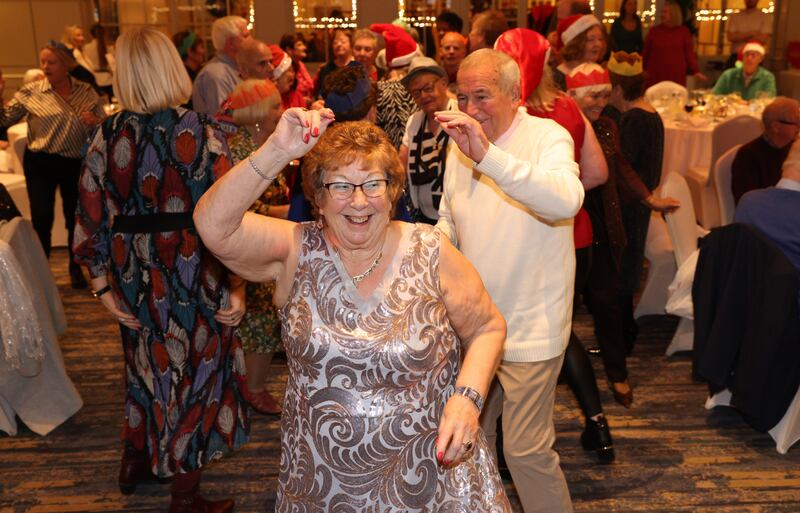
top-left (23, 149), bottom-right (81, 261)
top-left (561, 246), bottom-right (604, 419)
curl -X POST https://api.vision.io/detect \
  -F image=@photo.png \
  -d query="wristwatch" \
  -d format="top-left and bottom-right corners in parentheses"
top-left (91, 284), bottom-right (112, 298)
top-left (454, 386), bottom-right (484, 413)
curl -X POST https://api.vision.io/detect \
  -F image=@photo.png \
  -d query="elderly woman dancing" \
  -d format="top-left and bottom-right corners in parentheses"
top-left (194, 109), bottom-right (512, 511)
top-left (73, 27), bottom-right (248, 513)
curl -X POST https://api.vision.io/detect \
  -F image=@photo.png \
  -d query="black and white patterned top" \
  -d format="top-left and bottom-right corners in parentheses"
top-left (0, 78), bottom-right (104, 159)
top-left (376, 79), bottom-right (417, 149)
top-left (401, 98), bottom-right (457, 224)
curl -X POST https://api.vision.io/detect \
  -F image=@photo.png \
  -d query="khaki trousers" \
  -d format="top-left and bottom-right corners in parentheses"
top-left (481, 354), bottom-right (573, 513)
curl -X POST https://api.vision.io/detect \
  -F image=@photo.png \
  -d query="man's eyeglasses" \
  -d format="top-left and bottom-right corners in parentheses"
top-left (408, 80), bottom-right (441, 99)
top-left (323, 179), bottom-right (390, 200)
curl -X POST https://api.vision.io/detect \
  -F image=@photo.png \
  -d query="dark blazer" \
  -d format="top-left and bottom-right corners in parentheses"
top-left (692, 223), bottom-right (800, 432)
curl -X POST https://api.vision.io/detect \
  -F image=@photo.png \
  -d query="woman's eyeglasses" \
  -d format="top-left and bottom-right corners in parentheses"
top-left (323, 179), bottom-right (390, 200)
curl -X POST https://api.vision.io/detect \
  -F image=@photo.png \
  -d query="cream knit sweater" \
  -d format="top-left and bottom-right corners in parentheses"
top-left (437, 108), bottom-right (583, 362)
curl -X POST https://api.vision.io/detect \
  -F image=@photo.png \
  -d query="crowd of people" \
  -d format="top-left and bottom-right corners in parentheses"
top-left (0, 1), bottom-right (797, 512)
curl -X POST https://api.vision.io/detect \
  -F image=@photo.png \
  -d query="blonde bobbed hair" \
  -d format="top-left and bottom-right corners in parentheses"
top-left (113, 27), bottom-right (192, 114)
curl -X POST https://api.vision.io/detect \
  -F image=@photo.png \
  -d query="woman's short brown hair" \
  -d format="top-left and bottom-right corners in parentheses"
top-left (559, 25), bottom-right (607, 64)
top-left (301, 121), bottom-right (406, 219)
top-left (609, 70), bottom-right (646, 102)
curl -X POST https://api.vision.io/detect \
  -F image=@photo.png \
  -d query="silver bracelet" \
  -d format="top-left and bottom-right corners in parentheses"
top-left (454, 385), bottom-right (484, 413)
top-left (248, 154), bottom-right (273, 181)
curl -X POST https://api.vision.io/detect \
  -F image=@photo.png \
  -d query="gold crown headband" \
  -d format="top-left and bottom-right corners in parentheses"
top-left (607, 51), bottom-right (643, 77)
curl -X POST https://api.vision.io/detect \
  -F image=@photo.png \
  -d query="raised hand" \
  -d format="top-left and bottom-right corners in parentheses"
top-left (434, 110), bottom-right (490, 163)
top-left (266, 107), bottom-right (335, 163)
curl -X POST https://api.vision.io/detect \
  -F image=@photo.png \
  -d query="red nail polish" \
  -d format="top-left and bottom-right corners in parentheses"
top-left (313, 127), bottom-right (319, 137)
top-left (437, 451), bottom-right (443, 461)
top-left (304, 133), bottom-right (310, 143)
top-left (443, 459), bottom-right (451, 465)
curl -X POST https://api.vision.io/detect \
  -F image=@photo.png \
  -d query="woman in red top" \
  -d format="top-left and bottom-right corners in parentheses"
top-left (496, 28), bottom-right (615, 464)
top-left (642, 1), bottom-right (707, 87)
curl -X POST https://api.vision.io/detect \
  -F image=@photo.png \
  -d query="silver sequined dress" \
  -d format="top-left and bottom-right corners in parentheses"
top-left (276, 222), bottom-right (511, 512)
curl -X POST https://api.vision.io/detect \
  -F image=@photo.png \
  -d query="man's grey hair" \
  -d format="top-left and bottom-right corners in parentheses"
top-left (211, 16), bottom-right (247, 51)
top-left (458, 48), bottom-right (520, 101)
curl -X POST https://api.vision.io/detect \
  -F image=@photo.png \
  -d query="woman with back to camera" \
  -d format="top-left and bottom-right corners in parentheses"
top-left (193, 107), bottom-right (512, 511)
top-left (0, 40), bottom-right (105, 289)
top-left (73, 26), bottom-right (248, 513)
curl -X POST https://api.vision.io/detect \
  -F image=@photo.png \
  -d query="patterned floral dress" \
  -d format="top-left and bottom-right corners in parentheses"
top-left (73, 108), bottom-right (249, 477)
top-left (276, 222), bottom-right (511, 512)
top-left (228, 128), bottom-right (288, 354)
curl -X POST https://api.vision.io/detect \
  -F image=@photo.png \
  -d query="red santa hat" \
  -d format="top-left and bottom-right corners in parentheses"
top-left (494, 28), bottom-right (550, 103)
top-left (370, 23), bottom-right (420, 68)
top-left (738, 41), bottom-right (766, 61)
top-left (566, 62), bottom-right (610, 95)
top-left (269, 44), bottom-right (292, 80)
top-left (556, 14), bottom-right (601, 50)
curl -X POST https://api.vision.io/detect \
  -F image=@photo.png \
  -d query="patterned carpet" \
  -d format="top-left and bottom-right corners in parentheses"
top-left (0, 248), bottom-right (798, 513)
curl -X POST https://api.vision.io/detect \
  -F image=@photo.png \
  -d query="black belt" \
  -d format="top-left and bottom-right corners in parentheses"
top-left (112, 213), bottom-right (194, 233)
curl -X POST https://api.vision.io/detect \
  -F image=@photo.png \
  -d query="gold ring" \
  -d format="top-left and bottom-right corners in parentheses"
top-left (462, 440), bottom-right (473, 452)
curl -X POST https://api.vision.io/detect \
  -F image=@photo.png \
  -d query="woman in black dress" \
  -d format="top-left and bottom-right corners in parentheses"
top-left (611, 0), bottom-right (644, 54)
top-left (606, 51), bottom-right (669, 354)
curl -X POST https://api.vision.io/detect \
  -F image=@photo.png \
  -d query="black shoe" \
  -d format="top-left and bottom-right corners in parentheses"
top-left (69, 264), bottom-right (88, 289)
top-left (580, 416), bottom-right (615, 464)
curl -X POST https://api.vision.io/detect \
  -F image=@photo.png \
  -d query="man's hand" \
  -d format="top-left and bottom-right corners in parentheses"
top-left (434, 110), bottom-right (490, 163)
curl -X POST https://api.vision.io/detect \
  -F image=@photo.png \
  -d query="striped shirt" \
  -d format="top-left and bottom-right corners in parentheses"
top-left (0, 78), bottom-right (105, 159)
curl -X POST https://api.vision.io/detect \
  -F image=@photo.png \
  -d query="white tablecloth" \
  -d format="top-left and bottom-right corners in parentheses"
top-left (7, 122), bottom-right (27, 174)
top-left (661, 118), bottom-right (715, 183)
top-left (0, 169), bottom-right (70, 248)
top-left (0, 217), bottom-right (82, 436)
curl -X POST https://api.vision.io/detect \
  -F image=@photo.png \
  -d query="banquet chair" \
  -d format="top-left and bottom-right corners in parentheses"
top-left (713, 144), bottom-right (741, 226)
top-left (684, 115), bottom-right (762, 229)
top-left (644, 81), bottom-right (688, 106)
top-left (11, 134), bottom-right (27, 174)
top-left (661, 172), bottom-right (709, 355)
top-left (634, 213), bottom-right (676, 319)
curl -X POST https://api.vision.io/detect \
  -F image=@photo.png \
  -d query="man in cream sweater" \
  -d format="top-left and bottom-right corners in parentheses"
top-left (435, 49), bottom-right (583, 513)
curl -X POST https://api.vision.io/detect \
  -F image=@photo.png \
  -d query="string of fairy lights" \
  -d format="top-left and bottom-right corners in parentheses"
top-left (293, 0), bottom-right (358, 29)
top-left (289, 0), bottom-right (775, 30)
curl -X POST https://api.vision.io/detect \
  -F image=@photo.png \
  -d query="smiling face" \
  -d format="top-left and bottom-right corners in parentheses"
top-left (456, 64), bottom-right (518, 142)
top-left (292, 39), bottom-right (307, 60)
top-left (571, 87), bottom-right (611, 121)
top-left (353, 37), bottom-right (376, 69)
top-left (40, 48), bottom-right (69, 86)
top-left (582, 26), bottom-right (606, 63)
top-left (319, 161), bottom-right (392, 251)
top-left (407, 72), bottom-right (449, 116)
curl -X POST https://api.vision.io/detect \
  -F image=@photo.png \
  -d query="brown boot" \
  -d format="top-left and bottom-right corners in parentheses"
top-left (168, 470), bottom-right (234, 513)
top-left (119, 446), bottom-right (157, 495)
